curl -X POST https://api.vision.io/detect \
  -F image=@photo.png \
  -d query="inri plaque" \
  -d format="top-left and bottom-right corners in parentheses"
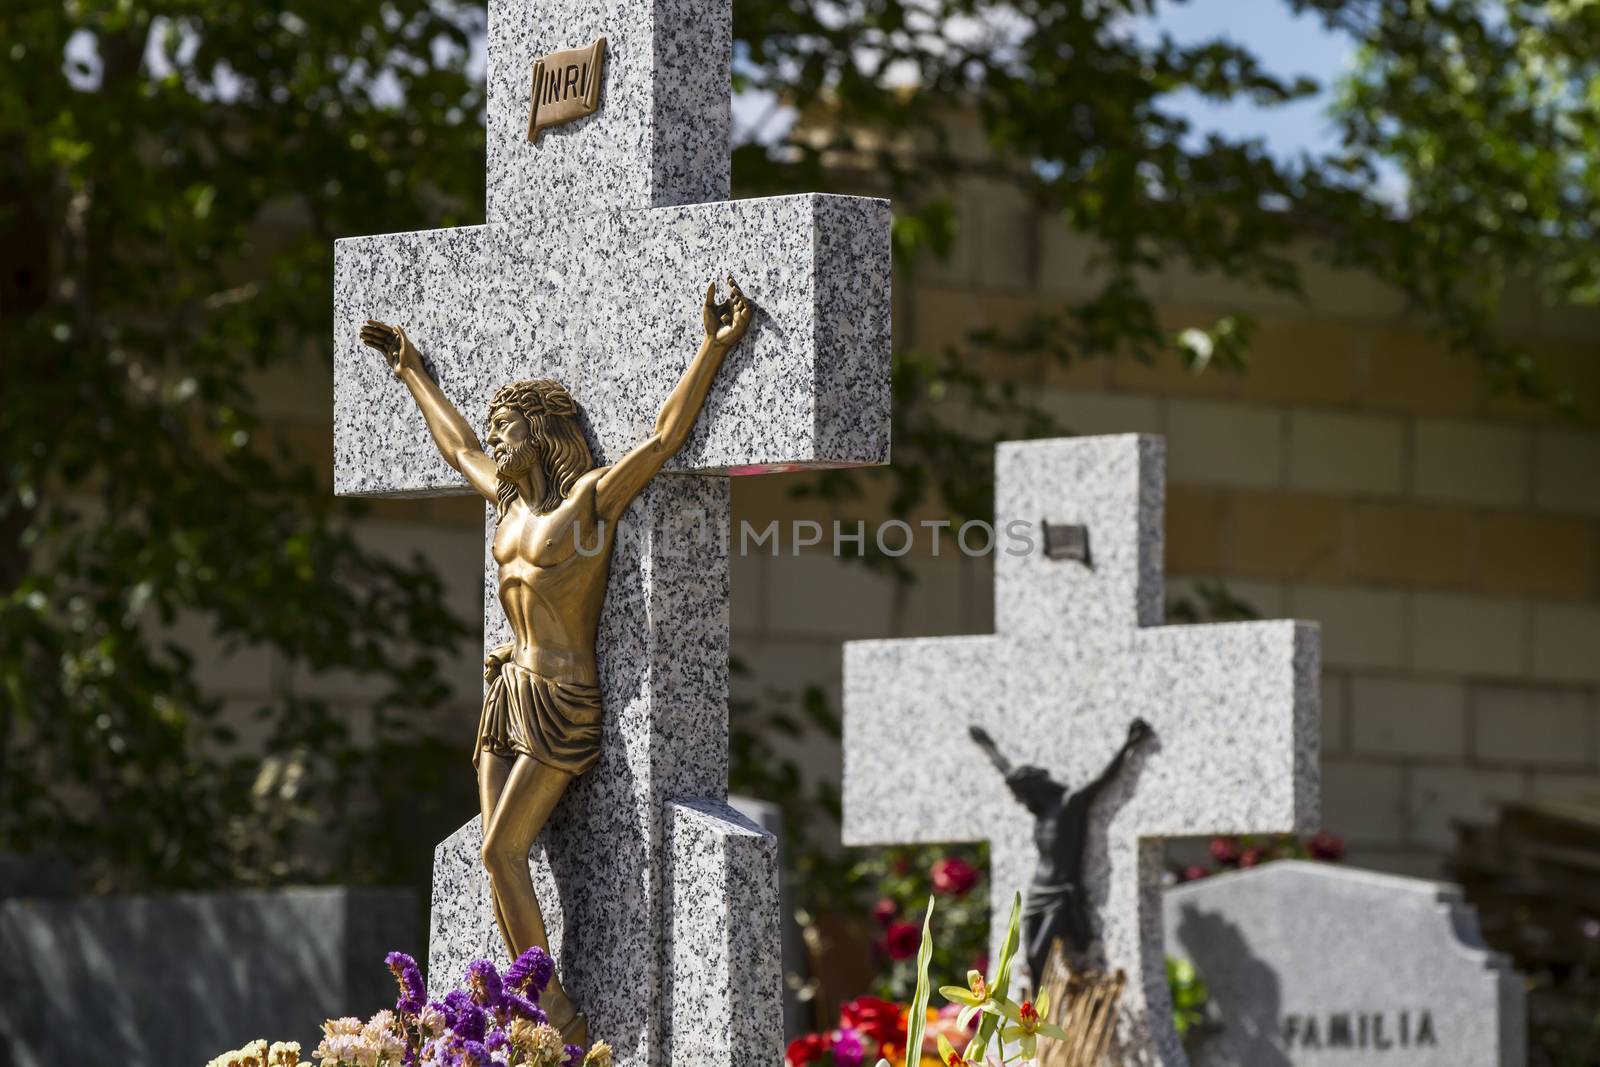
top-left (527, 37), bottom-right (606, 141)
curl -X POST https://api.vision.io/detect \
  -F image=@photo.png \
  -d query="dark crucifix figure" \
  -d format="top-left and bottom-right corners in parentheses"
top-left (970, 718), bottom-right (1153, 985)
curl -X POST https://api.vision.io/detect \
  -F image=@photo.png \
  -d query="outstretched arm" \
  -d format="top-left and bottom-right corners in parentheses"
top-left (595, 278), bottom-right (752, 521)
top-left (359, 321), bottom-right (498, 502)
top-left (1081, 718), bottom-right (1153, 802)
top-left (969, 725), bottom-right (1014, 778)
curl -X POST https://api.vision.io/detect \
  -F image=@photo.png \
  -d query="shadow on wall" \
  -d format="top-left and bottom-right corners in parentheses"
top-left (1175, 904), bottom-right (1291, 1067)
top-left (0, 886), bottom-right (416, 1065)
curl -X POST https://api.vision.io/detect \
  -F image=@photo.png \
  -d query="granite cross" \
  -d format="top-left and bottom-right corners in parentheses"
top-left (330, 2), bottom-right (891, 1064)
top-left (842, 436), bottom-right (1320, 1067)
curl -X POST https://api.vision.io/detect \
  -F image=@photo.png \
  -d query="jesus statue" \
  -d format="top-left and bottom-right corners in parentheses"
top-left (359, 278), bottom-right (753, 1044)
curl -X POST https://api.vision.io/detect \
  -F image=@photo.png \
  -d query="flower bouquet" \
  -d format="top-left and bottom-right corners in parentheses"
top-left (206, 949), bottom-right (610, 1067)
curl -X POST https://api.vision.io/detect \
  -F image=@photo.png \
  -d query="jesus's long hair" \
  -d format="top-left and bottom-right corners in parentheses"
top-left (488, 378), bottom-right (594, 520)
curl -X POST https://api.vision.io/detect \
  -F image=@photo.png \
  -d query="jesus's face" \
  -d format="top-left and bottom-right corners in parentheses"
top-left (487, 405), bottom-right (535, 475)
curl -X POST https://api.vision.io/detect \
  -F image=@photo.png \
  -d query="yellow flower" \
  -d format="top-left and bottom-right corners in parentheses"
top-left (581, 1041), bottom-right (614, 1067)
top-left (997, 989), bottom-right (1069, 1060)
top-left (937, 969), bottom-right (992, 1031)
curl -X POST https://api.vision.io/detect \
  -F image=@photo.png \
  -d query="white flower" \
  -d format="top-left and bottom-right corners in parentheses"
top-left (323, 1018), bottom-right (365, 1038)
top-left (417, 1004), bottom-right (447, 1036)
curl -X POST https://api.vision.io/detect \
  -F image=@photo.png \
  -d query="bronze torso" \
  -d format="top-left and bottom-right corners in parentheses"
top-left (491, 470), bottom-right (614, 683)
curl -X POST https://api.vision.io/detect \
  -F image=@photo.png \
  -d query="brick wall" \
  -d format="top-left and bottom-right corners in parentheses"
top-left (227, 190), bottom-right (1600, 881)
top-left (725, 201), bottom-right (1600, 878)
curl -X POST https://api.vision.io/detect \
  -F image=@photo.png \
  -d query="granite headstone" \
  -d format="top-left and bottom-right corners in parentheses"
top-left (331, 1), bottom-right (892, 1064)
top-left (842, 435), bottom-right (1321, 1067)
top-left (0, 887), bottom-right (415, 1065)
top-left (1163, 860), bottom-right (1525, 1067)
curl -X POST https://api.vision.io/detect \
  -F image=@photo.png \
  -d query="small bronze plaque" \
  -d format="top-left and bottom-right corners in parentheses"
top-left (527, 37), bottom-right (606, 141)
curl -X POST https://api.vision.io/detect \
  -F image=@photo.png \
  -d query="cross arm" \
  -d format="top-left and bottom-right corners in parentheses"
top-left (332, 194), bottom-right (890, 498)
top-left (842, 635), bottom-right (1003, 847)
top-left (1128, 619), bottom-right (1320, 837)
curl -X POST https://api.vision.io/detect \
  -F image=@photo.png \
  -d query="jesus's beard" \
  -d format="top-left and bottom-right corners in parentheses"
top-left (496, 438), bottom-right (538, 477)
top-left (495, 439), bottom-right (541, 518)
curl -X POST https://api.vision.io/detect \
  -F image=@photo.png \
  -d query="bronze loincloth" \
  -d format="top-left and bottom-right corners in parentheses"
top-left (475, 661), bottom-right (603, 776)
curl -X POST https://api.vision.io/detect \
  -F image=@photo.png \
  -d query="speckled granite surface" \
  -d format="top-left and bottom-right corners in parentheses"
top-left (1164, 862), bottom-right (1524, 1067)
top-left (429, 795), bottom-right (783, 1067)
top-left (332, 193), bottom-right (890, 497)
top-left (486, 0), bottom-right (730, 222)
top-left (662, 799), bottom-right (783, 1067)
top-left (842, 436), bottom-right (1321, 1067)
top-left (439, 478), bottom-right (761, 1065)
top-left (341, 3), bottom-right (890, 1061)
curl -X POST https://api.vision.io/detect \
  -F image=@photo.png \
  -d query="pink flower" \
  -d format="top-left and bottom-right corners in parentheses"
top-left (1179, 865), bottom-right (1210, 883)
top-left (1239, 847), bottom-right (1265, 869)
top-left (830, 1028), bottom-right (865, 1067)
top-left (930, 857), bottom-right (979, 896)
top-left (885, 921), bottom-right (922, 961)
top-left (872, 898), bottom-right (898, 926)
top-left (923, 1003), bottom-right (977, 1056)
top-left (1209, 836), bottom-right (1241, 866)
top-left (1309, 831), bottom-right (1345, 861)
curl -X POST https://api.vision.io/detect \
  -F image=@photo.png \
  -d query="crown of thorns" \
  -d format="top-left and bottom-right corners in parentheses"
top-left (488, 378), bottom-right (577, 419)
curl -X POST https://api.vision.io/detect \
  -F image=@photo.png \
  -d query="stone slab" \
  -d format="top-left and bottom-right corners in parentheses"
top-left (486, 0), bottom-right (730, 222)
top-left (662, 798), bottom-right (782, 1067)
top-left (842, 435), bottom-right (1320, 1067)
top-left (428, 798), bottom-right (782, 1067)
top-left (1164, 861), bottom-right (1525, 1066)
top-left (424, 477), bottom-right (785, 1065)
top-left (333, 193), bottom-right (891, 497)
top-left (1, 887), bottom-right (415, 1065)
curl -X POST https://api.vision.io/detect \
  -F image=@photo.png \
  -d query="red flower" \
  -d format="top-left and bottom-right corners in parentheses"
top-left (1309, 831), bottom-right (1345, 861)
top-left (872, 898), bottom-right (898, 926)
top-left (786, 1033), bottom-right (834, 1066)
top-left (840, 996), bottom-right (905, 1046)
top-left (1179, 865), bottom-right (1210, 883)
top-left (931, 856), bottom-right (979, 896)
top-left (1208, 836), bottom-right (1241, 866)
top-left (885, 921), bottom-right (922, 960)
top-left (1239, 847), bottom-right (1265, 869)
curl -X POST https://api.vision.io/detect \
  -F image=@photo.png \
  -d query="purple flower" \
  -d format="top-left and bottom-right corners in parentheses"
top-left (484, 1032), bottom-right (508, 1052)
top-left (466, 959), bottom-right (504, 1010)
top-left (504, 946), bottom-right (555, 997)
top-left (386, 951), bottom-right (426, 1016)
top-left (503, 991), bottom-right (547, 1024)
top-left (456, 1039), bottom-right (490, 1067)
top-left (443, 990), bottom-right (487, 1041)
top-left (565, 1044), bottom-right (587, 1067)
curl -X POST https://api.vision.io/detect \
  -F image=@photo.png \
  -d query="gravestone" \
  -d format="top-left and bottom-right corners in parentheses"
top-left (842, 436), bottom-right (1321, 1067)
top-left (1164, 861), bottom-right (1526, 1066)
top-left (1, 887), bottom-right (415, 1065)
top-left (330, 1), bottom-right (891, 1064)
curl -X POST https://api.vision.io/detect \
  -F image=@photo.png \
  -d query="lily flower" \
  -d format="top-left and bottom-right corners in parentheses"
top-left (937, 970), bottom-right (991, 1030)
top-left (995, 991), bottom-right (1068, 1060)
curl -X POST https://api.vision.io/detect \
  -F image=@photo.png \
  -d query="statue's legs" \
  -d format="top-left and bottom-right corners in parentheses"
top-left (477, 752), bottom-right (515, 950)
top-left (479, 752), bottom-right (584, 1037)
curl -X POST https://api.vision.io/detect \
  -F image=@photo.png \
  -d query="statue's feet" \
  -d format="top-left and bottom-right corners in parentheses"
top-left (559, 1011), bottom-right (589, 1049)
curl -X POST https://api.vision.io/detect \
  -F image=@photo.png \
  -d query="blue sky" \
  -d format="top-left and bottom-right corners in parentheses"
top-left (1145, 0), bottom-right (1355, 159)
top-left (732, 0), bottom-right (1356, 161)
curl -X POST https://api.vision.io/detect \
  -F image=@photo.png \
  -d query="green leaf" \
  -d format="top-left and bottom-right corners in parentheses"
top-left (905, 895), bottom-right (936, 1067)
